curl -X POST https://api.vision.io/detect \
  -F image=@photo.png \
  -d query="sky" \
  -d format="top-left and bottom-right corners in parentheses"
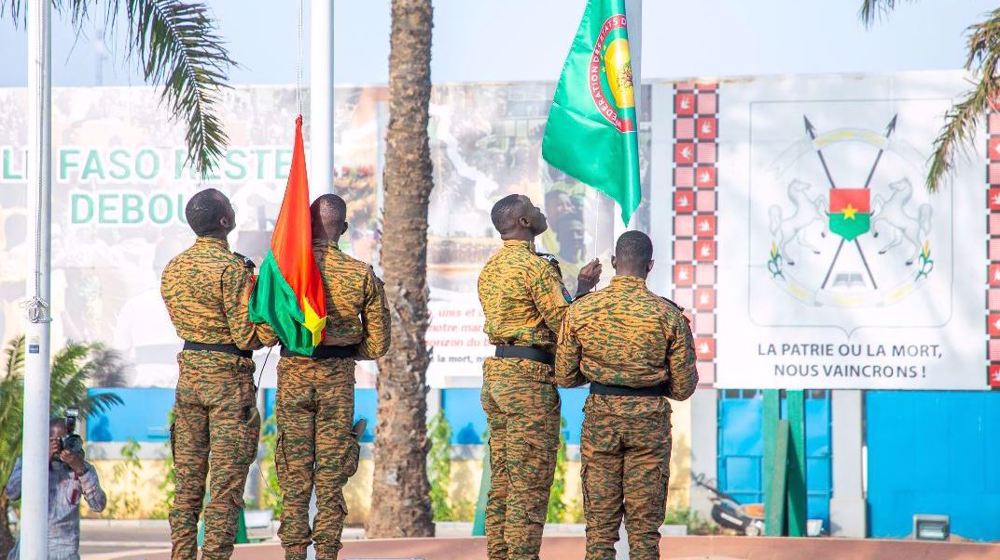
top-left (0, 0), bottom-right (996, 88)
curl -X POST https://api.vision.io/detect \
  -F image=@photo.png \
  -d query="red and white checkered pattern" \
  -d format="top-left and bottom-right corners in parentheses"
top-left (988, 116), bottom-right (1000, 388)
top-left (673, 82), bottom-right (719, 385)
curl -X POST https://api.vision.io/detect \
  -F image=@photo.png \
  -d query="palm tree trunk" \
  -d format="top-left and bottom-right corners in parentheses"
top-left (366, 0), bottom-right (435, 538)
top-left (0, 492), bottom-right (14, 558)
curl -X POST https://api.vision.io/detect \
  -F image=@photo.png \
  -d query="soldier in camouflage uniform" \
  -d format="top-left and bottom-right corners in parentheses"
top-left (275, 194), bottom-right (390, 560)
top-left (555, 231), bottom-right (698, 560)
top-left (478, 194), bottom-right (601, 560)
top-left (161, 188), bottom-right (277, 560)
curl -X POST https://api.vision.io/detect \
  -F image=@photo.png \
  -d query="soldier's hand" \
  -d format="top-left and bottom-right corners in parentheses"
top-left (576, 258), bottom-right (602, 295)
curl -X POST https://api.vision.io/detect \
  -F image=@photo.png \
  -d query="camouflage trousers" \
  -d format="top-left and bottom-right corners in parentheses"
top-left (480, 358), bottom-right (561, 560)
top-left (169, 350), bottom-right (260, 560)
top-left (581, 395), bottom-right (672, 560)
top-left (275, 357), bottom-right (360, 560)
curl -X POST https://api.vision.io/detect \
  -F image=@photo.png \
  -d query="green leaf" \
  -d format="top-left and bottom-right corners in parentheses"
top-left (5, 0), bottom-right (236, 175)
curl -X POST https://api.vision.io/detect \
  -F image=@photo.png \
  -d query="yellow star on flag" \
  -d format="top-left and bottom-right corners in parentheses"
top-left (842, 204), bottom-right (858, 220)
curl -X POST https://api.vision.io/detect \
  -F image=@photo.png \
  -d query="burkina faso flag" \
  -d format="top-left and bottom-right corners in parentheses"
top-left (249, 116), bottom-right (327, 355)
top-left (828, 188), bottom-right (871, 241)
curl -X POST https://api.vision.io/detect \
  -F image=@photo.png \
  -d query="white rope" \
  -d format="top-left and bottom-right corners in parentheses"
top-left (296, 0), bottom-right (304, 116)
top-left (26, 10), bottom-right (48, 324)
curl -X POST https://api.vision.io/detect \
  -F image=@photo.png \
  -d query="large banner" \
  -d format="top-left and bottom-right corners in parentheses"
top-left (708, 72), bottom-right (988, 389)
top-left (0, 83), bottom-right (647, 389)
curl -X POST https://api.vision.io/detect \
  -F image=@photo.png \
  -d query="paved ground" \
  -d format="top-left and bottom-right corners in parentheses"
top-left (77, 520), bottom-right (583, 558)
top-left (81, 522), bottom-right (171, 556)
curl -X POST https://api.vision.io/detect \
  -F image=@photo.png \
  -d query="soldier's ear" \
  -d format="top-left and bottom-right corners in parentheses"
top-left (518, 215), bottom-right (531, 228)
top-left (611, 255), bottom-right (617, 270)
top-left (342, 222), bottom-right (349, 235)
top-left (647, 259), bottom-right (655, 274)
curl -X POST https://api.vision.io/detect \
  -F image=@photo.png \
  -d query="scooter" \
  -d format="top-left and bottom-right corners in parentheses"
top-left (692, 473), bottom-right (765, 536)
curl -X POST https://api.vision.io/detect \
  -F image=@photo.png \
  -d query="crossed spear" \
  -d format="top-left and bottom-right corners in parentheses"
top-left (805, 114), bottom-right (898, 290)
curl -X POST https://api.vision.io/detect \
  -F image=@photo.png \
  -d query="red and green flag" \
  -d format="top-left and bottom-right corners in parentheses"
top-left (542, 0), bottom-right (641, 226)
top-left (828, 188), bottom-right (871, 241)
top-left (249, 116), bottom-right (326, 355)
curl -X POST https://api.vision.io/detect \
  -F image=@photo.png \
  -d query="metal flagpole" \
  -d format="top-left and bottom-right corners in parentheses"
top-left (22, 1), bottom-right (54, 558)
top-left (307, 1), bottom-right (334, 556)
top-left (618, 0), bottom-right (642, 244)
top-left (311, 0), bottom-right (335, 197)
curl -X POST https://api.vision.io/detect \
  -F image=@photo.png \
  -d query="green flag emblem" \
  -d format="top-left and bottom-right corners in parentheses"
top-left (542, 0), bottom-right (641, 226)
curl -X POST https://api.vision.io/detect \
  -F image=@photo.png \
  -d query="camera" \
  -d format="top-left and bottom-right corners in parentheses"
top-left (56, 408), bottom-right (84, 459)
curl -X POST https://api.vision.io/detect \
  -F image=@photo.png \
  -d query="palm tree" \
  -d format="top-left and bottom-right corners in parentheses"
top-left (366, 0), bottom-right (435, 538)
top-left (2, 0), bottom-right (236, 175)
top-left (861, 1), bottom-right (1000, 191)
top-left (0, 337), bottom-right (125, 557)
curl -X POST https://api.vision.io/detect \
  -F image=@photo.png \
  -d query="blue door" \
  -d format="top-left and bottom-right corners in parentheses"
top-left (717, 389), bottom-right (832, 529)
top-left (866, 391), bottom-right (1000, 541)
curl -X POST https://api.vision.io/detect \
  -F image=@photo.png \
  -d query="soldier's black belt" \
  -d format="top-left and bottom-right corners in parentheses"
top-left (182, 341), bottom-right (253, 359)
top-left (280, 345), bottom-right (357, 359)
top-left (493, 345), bottom-right (554, 366)
top-left (590, 380), bottom-right (669, 397)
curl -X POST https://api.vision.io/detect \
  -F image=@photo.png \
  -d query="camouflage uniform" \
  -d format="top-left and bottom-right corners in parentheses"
top-left (161, 236), bottom-right (275, 560)
top-left (555, 275), bottom-right (698, 560)
top-left (478, 239), bottom-right (572, 560)
top-left (276, 241), bottom-right (389, 560)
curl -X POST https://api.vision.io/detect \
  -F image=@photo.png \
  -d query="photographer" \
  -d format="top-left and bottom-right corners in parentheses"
top-left (5, 414), bottom-right (106, 560)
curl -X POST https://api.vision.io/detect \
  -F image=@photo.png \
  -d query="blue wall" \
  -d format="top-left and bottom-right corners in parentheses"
top-left (866, 391), bottom-right (1000, 541)
top-left (87, 388), bottom-right (174, 443)
top-left (87, 386), bottom-right (589, 446)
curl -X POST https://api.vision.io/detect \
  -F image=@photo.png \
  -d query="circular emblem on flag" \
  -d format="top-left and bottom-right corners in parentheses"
top-left (589, 15), bottom-right (635, 132)
top-left (765, 117), bottom-right (936, 308)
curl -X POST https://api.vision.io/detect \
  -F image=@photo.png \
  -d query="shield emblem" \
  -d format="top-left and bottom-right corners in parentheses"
top-left (829, 188), bottom-right (870, 241)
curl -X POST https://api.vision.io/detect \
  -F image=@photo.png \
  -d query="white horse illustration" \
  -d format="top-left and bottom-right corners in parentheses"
top-left (871, 178), bottom-right (932, 265)
top-left (769, 179), bottom-right (827, 265)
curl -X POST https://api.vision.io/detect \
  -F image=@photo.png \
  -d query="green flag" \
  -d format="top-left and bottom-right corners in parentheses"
top-left (542, 0), bottom-right (641, 226)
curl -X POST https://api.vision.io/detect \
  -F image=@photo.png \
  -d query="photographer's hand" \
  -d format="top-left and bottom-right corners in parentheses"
top-left (60, 450), bottom-right (87, 477)
top-left (49, 437), bottom-right (60, 462)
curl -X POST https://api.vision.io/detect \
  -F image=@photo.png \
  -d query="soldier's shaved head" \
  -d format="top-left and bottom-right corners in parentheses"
top-left (491, 194), bottom-right (548, 239)
top-left (186, 188), bottom-right (234, 238)
top-left (491, 194), bottom-right (527, 235)
top-left (613, 230), bottom-right (654, 278)
top-left (311, 193), bottom-right (348, 242)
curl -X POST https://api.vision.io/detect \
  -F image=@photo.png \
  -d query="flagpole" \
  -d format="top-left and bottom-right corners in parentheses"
top-left (310, 0), bottom-right (335, 197)
top-left (620, 0), bottom-right (641, 239)
top-left (22, 1), bottom-right (53, 558)
top-left (614, 5), bottom-right (641, 559)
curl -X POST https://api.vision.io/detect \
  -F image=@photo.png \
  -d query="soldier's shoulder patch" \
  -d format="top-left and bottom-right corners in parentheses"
top-left (232, 252), bottom-right (256, 270)
top-left (367, 264), bottom-right (385, 286)
top-left (659, 296), bottom-right (684, 313)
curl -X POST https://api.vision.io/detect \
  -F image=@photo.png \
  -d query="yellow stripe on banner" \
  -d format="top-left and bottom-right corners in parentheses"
top-left (301, 298), bottom-right (327, 347)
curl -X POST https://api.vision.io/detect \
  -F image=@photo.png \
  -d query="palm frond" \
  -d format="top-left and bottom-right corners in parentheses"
top-left (118, 0), bottom-right (234, 176)
top-left (81, 344), bottom-right (131, 388)
top-left (50, 341), bottom-right (96, 414)
top-left (83, 391), bottom-right (125, 416)
top-left (924, 9), bottom-right (1000, 192)
top-left (51, 0), bottom-right (236, 176)
top-left (0, 0), bottom-right (23, 26)
top-left (859, 0), bottom-right (914, 27)
top-left (2, 336), bottom-right (24, 381)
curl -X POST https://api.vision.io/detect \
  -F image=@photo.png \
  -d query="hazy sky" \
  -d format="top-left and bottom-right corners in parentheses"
top-left (0, 0), bottom-right (996, 87)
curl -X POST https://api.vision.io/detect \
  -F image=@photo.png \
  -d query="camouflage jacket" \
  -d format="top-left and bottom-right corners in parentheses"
top-left (314, 241), bottom-right (390, 360)
top-left (478, 239), bottom-right (571, 352)
top-left (160, 236), bottom-right (272, 351)
top-left (554, 275), bottom-right (698, 400)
